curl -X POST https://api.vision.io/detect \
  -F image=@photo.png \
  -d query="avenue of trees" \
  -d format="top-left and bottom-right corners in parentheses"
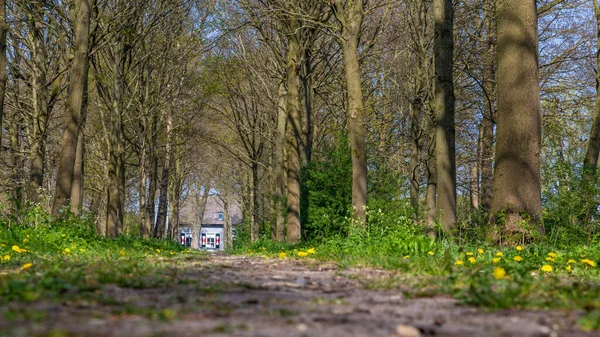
top-left (0, 0), bottom-right (597, 247)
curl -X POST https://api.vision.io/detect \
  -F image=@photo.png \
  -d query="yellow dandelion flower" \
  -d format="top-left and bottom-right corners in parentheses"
top-left (547, 252), bottom-right (557, 258)
top-left (466, 252), bottom-right (474, 256)
top-left (156, 249), bottom-right (161, 253)
top-left (22, 238), bottom-right (29, 243)
top-left (297, 251), bottom-right (308, 257)
top-left (61, 234), bottom-right (66, 237)
top-left (541, 264), bottom-right (553, 272)
top-left (3, 255), bottom-right (10, 261)
top-left (545, 257), bottom-right (554, 262)
top-left (581, 259), bottom-right (596, 267)
top-left (493, 267), bottom-right (506, 280)
top-left (492, 257), bottom-right (501, 264)
top-left (477, 248), bottom-right (485, 254)
top-left (79, 248), bottom-right (86, 252)
top-left (468, 257), bottom-right (477, 264)
top-left (261, 247), bottom-right (266, 251)
top-left (495, 252), bottom-right (504, 257)
top-left (21, 263), bottom-right (32, 270)
top-left (12, 245), bottom-right (22, 253)
top-left (567, 259), bottom-right (576, 264)
top-left (514, 256), bottom-right (523, 262)
top-left (64, 248), bottom-right (70, 253)
top-left (454, 260), bottom-right (464, 265)
top-left (278, 252), bottom-right (287, 258)
top-left (428, 251), bottom-right (434, 256)
top-left (403, 255), bottom-right (410, 259)
top-left (566, 265), bottom-right (573, 273)
top-left (307, 248), bottom-right (316, 254)
top-left (516, 245), bottom-right (523, 251)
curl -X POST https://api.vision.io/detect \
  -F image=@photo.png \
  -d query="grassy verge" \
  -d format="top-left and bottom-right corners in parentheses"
top-left (0, 208), bottom-right (202, 307)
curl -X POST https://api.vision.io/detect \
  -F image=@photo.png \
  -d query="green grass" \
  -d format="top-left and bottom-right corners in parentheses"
top-left (0, 206), bottom-right (200, 305)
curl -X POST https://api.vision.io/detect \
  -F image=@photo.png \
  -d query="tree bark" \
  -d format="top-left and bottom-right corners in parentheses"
top-left (425, 130), bottom-right (437, 235)
top-left (53, 0), bottom-right (91, 215)
top-left (470, 164), bottom-right (479, 211)
top-left (275, 82), bottom-right (287, 242)
top-left (490, 0), bottom-right (543, 244)
top-left (333, 0), bottom-right (367, 227)
top-left (191, 182), bottom-right (209, 249)
top-left (223, 193), bottom-right (232, 249)
top-left (434, 0), bottom-right (456, 231)
top-left (106, 41), bottom-right (125, 237)
top-left (0, 0), bottom-right (6, 150)
top-left (409, 98), bottom-right (422, 219)
top-left (28, 9), bottom-right (49, 204)
top-left (582, 0), bottom-right (600, 200)
top-left (480, 0), bottom-right (496, 211)
top-left (285, 7), bottom-right (302, 244)
top-left (155, 106), bottom-right (173, 239)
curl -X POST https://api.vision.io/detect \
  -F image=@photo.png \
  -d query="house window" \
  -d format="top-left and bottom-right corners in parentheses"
top-left (217, 212), bottom-right (224, 221)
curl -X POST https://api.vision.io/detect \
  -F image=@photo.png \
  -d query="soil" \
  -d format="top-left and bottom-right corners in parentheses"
top-left (1, 254), bottom-right (597, 337)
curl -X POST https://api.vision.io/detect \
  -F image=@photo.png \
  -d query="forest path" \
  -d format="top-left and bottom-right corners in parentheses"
top-left (1, 254), bottom-right (595, 337)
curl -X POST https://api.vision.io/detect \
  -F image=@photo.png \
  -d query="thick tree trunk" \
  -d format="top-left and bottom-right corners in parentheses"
top-left (155, 107), bottom-right (173, 239)
top-left (106, 42), bottom-right (125, 237)
top-left (480, 0), bottom-right (496, 211)
top-left (52, 0), bottom-right (91, 215)
top-left (275, 82), bottom-right (287, 242)
top-left (490, 0), bottom-right (543, 244)
top-left (334, 0), bottom-right (367, 227)
top-left (434, 0), bottom-right (456, 231)
top-left (70, 72), bottom-right (88, 215)
top-left (285, 13), bottom-right (302, 244)
top-left (0, 0), bottom-right (6, 149)
top-left (28, 15), bottom-right (49, 204)
top-left (144, 104), bottom-right (158, 237)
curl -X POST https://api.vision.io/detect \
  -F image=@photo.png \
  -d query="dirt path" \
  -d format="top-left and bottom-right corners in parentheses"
top-left (1, 254), bottom-right (596, 337)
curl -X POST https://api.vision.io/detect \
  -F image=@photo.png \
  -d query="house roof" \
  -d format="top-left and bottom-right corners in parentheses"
top-left (179, 194), bottom-right (242, 226)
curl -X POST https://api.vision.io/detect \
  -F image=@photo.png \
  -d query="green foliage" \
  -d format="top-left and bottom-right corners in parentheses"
top-left (301, 133), bottom-right (353, 241)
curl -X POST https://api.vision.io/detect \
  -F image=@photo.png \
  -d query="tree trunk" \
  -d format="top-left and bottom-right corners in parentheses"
top-left (434, 0), bottom-right (456, 231)
top-left (409, 98), bottom-right (422, 219)
top-left (490, 0), bottom-right (543, 244)
top-left (334, 0), bottom-right (367, 227)
top-left (0, 0), bottom-right (6, 150)
top-left (480, 0), bottom-right (496, 211)
top-left (285, 10), bottom-right (302, 244)
top-left (301, 50), bottom-right (313, 166)
top-left (52, 0), bottom-right (91, 215)
top-left (155, 106), bottom-right (173, 239)
top-left (275, 82), bottom-right (287, 242)
top-left (139, 142), bottom-right (147, 237)
top-left (106, 42), bottom-right (125, 237)
top-left (470, 165), bottom-right (479, 211)
top-left (143, 68), bottom-right (156, 238)
top-left (191, 182), bottom-right (209, 249)
top-left (223, 193), bottom-right (232, 249)
top-left (582, 0), bottom-right (600, 215)
top-left (70, 116), bottom-right (85, 214)
top-left (168, 144), bottom-right (182, 240)
top-left (28, 13), bottom-right (49, 204)
top-left (9, 113), bottom-right (23, 210)
top-left (425, 131), bottom-right (437, 235)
